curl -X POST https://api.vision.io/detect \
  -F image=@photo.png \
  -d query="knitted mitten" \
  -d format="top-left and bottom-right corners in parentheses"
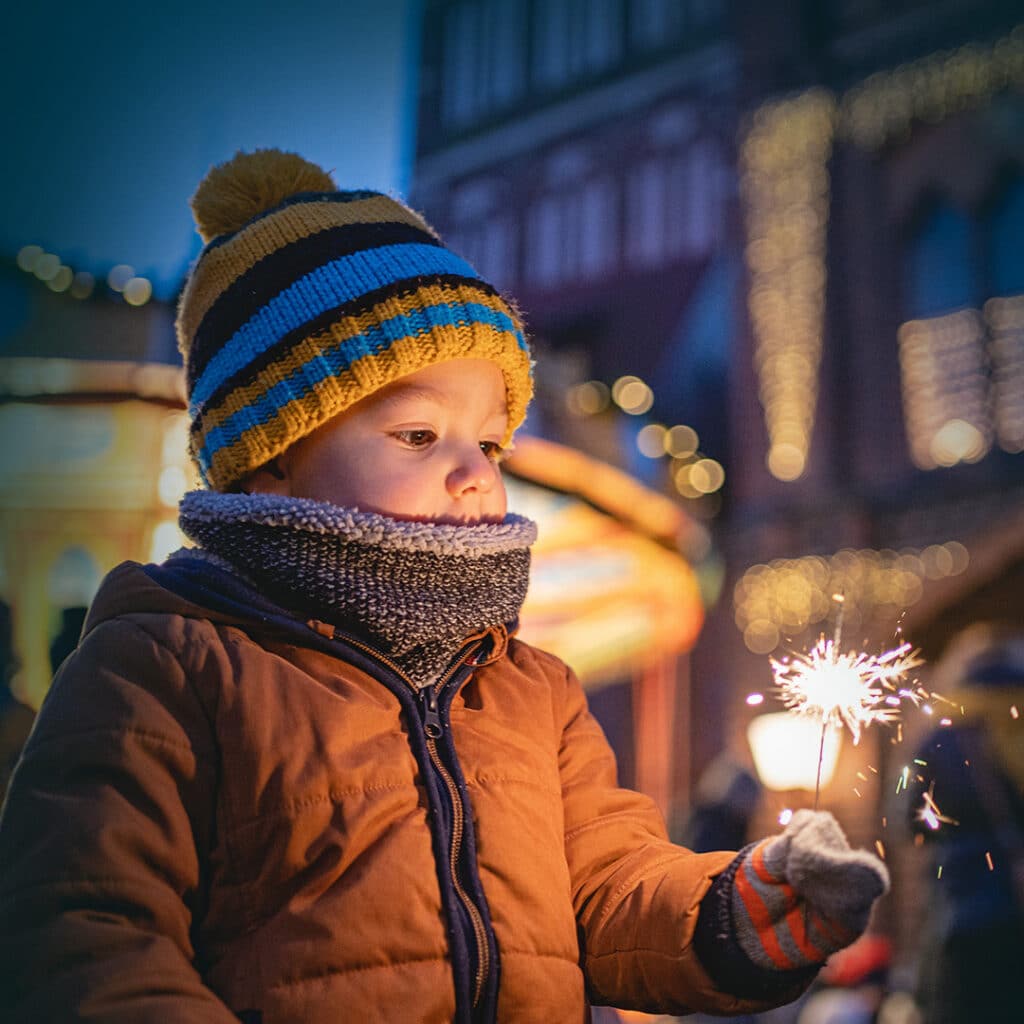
top-left (731, 809), bottom-right (889, 972)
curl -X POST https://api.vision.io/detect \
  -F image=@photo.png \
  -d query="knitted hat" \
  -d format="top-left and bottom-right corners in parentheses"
top-left (177, 149), bottom-right (533, 491)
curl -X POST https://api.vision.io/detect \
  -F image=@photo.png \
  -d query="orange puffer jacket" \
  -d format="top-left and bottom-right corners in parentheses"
top-left (0, 560), bottom-right (783, 1022)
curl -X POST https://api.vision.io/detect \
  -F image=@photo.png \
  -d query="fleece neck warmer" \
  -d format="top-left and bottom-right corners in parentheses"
top-left (177, 490), bottom-right (536, 688)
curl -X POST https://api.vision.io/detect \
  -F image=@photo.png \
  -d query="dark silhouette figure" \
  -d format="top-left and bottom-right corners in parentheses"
top-left (909, 625), bottom-right (1024, 1024)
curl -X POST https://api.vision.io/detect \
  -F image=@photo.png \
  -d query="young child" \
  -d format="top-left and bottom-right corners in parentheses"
top-left (0, 151), bottom-right (888, 1023)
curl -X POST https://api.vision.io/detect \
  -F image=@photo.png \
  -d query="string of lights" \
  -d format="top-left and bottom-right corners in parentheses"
top-left (734, 542), bottom-right (970, 653)
top-left (14, 245), bottom-right (154, 306)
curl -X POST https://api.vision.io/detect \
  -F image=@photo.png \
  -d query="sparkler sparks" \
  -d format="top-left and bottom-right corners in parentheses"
top-left (765, 592), bottom-right (924, 806)
top-left (915, 784), bottom-right (958, 831)
top-left (770, 636), bottom-right (923, 745)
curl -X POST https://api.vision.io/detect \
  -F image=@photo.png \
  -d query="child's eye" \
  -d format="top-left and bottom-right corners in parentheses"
top-left (480, 440), bottom-right (508, 462)
top-left (394, 429), bottom-right (436, 449)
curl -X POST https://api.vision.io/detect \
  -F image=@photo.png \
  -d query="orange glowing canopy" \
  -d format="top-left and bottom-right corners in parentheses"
top-left (503, 435), bottom-right (708, 689)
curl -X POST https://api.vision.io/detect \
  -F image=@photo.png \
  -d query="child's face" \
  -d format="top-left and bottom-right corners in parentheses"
top-left (247, 358), bottom-right (510, 524)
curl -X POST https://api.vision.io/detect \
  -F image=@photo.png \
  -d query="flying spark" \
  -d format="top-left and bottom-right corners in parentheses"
top-left (915, 784), bottom-right (958, 831)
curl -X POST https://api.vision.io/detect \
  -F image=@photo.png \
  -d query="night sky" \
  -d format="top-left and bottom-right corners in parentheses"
top-left (2, 1), bottom-right (418, 299)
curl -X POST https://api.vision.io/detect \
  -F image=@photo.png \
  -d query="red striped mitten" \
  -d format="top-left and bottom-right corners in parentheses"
top-left (731, 809), bottom-right (889, 972)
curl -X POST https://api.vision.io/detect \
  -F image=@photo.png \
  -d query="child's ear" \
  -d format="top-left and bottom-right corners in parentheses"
top-left (239, 457), bottom-right (289, 495)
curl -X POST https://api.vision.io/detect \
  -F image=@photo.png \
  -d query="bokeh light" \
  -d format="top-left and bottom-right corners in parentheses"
top-left (735, 541), bottom-right (970, 651)
top-left (741, 89), bottom-right (836, 482)
top-left (689, 458), bottom-right (725, 494)
top-left (636, 423), bottom-right (667, 458)
top-left (33, 252), bottom-right (61, 282)
top-left (70, 271), bottom-right (95, 300)
top-left (16, 245), bottom-right (43, 273)
top-left (46, 266), bottom-right (73, 293)
top-left (612, 375), bottom-right (654, 415)
top-left (664, 424), bottom-right (698, 458)
top-left (107, 264), bottom-right (135, 292)
top-left (123, 277), bottom-right (153, 306)
top-left (566, 380), bottom-right (610, 416)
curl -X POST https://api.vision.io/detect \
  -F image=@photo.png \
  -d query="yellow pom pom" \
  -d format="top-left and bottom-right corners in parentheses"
top-left (190, 149), bottom-right (337, 243)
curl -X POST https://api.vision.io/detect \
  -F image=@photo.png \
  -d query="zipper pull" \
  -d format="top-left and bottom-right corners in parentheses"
top-left (420, 686), bottom-right (443, 739)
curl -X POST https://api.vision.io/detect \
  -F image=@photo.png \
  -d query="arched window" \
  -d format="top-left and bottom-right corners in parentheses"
top-left (985, 176), bottom-right (1024, 453)
top-left (988, 176), bottom-right (1024, 300)
top-left (904, 202), bottom-right (977, 319)
top-left (899, 202), bottom-right (990, 469)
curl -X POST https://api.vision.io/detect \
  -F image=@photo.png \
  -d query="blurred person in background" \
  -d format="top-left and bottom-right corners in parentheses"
top-left (908, 624), bottom-right (1024, 1024)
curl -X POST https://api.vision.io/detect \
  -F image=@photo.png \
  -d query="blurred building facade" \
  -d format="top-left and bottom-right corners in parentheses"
top-left (408, 0), bottom-right (1024, 959)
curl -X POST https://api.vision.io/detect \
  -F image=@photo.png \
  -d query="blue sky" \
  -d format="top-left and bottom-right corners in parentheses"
top-left (1, 1), bottom-right (419, 299)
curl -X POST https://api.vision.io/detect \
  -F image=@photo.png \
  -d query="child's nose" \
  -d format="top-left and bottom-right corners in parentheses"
top-left (446, 446), bottom-right (496, 497)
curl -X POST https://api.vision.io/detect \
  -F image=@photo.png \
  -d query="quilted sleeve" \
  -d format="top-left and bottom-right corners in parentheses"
top-left (0, 616), bottom-right (239, 1023)
top-left (555, 659), bottom-right (811, 1016)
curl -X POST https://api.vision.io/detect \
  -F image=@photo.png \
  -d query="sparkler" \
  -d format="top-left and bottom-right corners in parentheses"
top-left (769, 595), bottom-right (922, 807)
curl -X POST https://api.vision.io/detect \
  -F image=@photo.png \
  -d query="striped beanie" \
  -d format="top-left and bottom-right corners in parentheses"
top-left (176, 149), bottom-right (533, 491)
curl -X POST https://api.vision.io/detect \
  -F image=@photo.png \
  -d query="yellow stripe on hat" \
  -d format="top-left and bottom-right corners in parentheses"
top-left (203, 320), bottom-right (532, 490)
top-left (195, 281), bottom-right (523, 437)
top-left (177, 194), bottom-right (437, 348)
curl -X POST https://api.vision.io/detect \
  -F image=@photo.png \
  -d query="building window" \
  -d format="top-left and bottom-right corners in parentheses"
top-left (525, 145), bottom-right (618, 289)
top-left (986, 294), bottom-right (1024, 453)
top-left (441, 0), bottom-right (529, 129)
top-left (624, 140), bottom-right (723, 268)
top-left (630, 0), bottom-right (686, 49)
top-left (579, 179), bottom-right (617, 278)
top-left (446, 179), bottom-right (519, 290)
top-left (626, 158), bottom-right (667, 266)
top-left (526, 196), bottom-right (564, 288)
top-left (449, 218), bottom-right (517, 292)
top-left (532, 0), bottom-right (622, 92)
top-left (490, 0), bottom-right (527, 105)
top-left (629, 0), bottom-right (722, 51)
top-left (989, 176), bottom-right (1024, 298)
top-left (525, 182), bottom-right (617, 289)
top-left (441, 2), bottom-right (480, 127)
top-left (905, 204), bottom-right (976, 319)
top-left (986, 178), bottom-right (1024, 453)
top-left (898, 181), bottom-right (1024, 467)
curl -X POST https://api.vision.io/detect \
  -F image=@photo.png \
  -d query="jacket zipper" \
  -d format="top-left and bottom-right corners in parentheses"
top-left (324, 628), bottom-right (491, 1011)
top-left (420, 684), bottom-right (490, 1008)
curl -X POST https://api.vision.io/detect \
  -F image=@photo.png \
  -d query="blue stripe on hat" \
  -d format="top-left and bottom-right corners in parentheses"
top-left (196, 300), bottom-right (523, 472)
top-left (190, 243), bottom-right (482, 415)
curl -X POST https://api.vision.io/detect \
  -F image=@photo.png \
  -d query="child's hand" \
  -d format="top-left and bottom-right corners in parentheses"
top-left (731, 809), bottom-right (889, 972)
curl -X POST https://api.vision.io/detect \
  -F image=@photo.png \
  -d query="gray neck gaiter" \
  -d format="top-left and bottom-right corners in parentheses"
top-left (178, 491), bottom-right (536, 688)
